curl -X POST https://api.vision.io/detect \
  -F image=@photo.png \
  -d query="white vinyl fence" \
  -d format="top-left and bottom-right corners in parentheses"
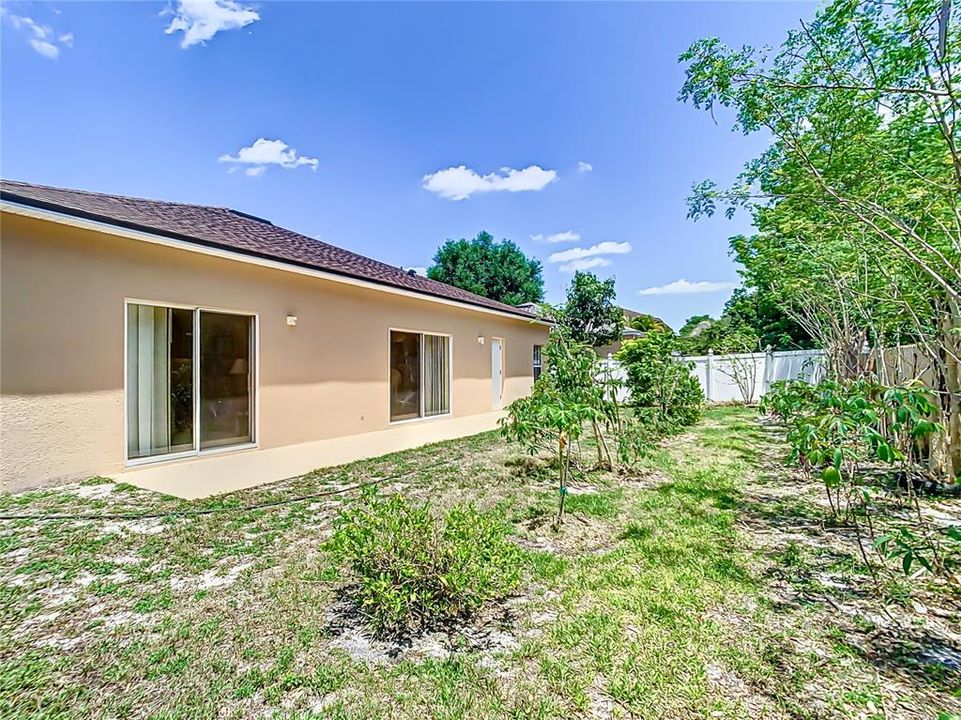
top-left (599, 349), bottom-right (825, 404)
top-left (683, 348), bottom-right (825, 403)
top-left (598, 356), bottom-right (631, 403)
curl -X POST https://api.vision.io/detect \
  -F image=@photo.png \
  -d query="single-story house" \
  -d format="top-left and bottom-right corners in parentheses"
top-left (593, 324), bottom-right (645, 359)
top-left (0, 181), bottom-right (549, 498)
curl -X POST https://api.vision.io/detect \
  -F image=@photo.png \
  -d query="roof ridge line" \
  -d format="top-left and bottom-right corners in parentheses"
top-left (1, 179), bottom-right (220, 211)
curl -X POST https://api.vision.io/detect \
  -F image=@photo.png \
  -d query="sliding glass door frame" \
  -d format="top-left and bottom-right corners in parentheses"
top-left (387, 327), bottom-right (454, 425)
top-left (123, 298), bottom-right (259, 467)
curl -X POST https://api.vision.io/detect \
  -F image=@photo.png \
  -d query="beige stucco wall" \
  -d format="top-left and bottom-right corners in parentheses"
top-left (0, 212), bottom-right (548, 494)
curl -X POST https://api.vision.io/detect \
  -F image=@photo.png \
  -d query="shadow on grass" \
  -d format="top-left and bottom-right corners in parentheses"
top-left (670, 411), bottom-right (961, 702)
top-left (834, 624), bottom-right (961, 698)
top-left (655, 481), bottom-right (739, 511)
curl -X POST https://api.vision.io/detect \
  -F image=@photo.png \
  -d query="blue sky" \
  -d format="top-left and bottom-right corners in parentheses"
top-left (1, 1), bottom-right (817, 328)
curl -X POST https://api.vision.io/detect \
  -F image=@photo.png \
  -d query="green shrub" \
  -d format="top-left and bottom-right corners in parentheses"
top-left (327, 489), bottom-right (522, 635)
top-left (617, 331), bottom-right (703, 429)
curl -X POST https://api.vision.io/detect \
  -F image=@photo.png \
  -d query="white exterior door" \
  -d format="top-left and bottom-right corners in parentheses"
top-left (491, 338), bottom-right (503, 409)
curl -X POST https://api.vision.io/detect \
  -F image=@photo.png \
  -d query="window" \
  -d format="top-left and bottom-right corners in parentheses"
top-left (533, 344), bottom-right (543, 381)
top-left (126, 302), bottom-right (254, 461)
top-left (390, 330), bottom-right (450, 421)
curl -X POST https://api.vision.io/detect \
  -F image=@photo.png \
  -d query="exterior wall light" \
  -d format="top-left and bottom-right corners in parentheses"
top-left (286, 315), bottom-right (298, 326)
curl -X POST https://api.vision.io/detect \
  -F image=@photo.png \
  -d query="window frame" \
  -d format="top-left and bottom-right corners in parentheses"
top-left (387, 327), bottom-right (454, 425)
top-left (123, 298), bottom-right (260, 467)
top-left (533, 344), bottom-right (543, 381)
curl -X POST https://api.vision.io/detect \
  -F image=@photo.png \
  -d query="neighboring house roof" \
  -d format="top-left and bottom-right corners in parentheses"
top-left (514, 302), bottom-right (539, 312)
top-left (0, 180), bottom-right (538, 321)
top-left (686, 319), bottom-right (714, 337)
top-left (511, 303), bottom-right (646, 337)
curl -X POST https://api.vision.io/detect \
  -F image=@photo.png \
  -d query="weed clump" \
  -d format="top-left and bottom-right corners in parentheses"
top-left (327, 489), bottom-right (521, 636)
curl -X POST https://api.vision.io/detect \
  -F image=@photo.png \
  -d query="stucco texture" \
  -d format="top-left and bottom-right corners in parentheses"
top-left (0, 212), bottom-right (548, 494)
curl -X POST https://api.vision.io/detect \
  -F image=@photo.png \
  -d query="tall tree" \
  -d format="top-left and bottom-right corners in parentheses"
top-left (562, 272), bottom-right (624, 347)
top-left (680, 0), bottom-right (960, 476)
top-left (427, 231), bottom-right (544, 306)
top-left (721, 287), bottom-right (815, 350)
top-left (628, 312), bottom-right (672, 334)
top-left (678, 314), bottom-right (712, 338)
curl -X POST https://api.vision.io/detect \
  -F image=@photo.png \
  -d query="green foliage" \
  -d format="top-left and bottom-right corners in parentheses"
top-left (676, 315), bottom-right (759, 355)
top-left (677, 288), bottom-right (813, 355)
top-left (628, 313), bottom-right (671, 335)
top-left (427, 231), bottom-right (544, 306)
top-left (679, 0), bottom-right (961, 475)
top-left (762, 379), bottom-right (942, 478)
top-left (501, 324), bottom-right (604, 455)
top-left (678, 314), bottom-right (711, 337)
top-left (762, 378), bottom-right (958, 580)
top-left (501, 322), bottom-right (653, 523)
top-left (722, 287), bottom-right (814, 351)
top-left (617, 331), bottom-right (703, 430)
top-left (561, 272), bottom-right (624, 347)
top-left (327, 489), bottom-right (521, 636)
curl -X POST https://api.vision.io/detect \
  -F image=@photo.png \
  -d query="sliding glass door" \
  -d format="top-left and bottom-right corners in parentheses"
top-left (126, 302), bottom-right (254, 462)
top-left (199, 311), bottom-right (253, 450)
top-left (389, 330), bottom-right (450, 422)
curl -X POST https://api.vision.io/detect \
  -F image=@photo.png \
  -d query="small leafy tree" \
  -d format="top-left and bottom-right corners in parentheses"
top-left (427, 231), bottom-right (544, 306)
top-left (617, 331), bottom-right (703, 430)
top-left (562, 272), bottom-right (624, 347)
top-left (762, 378), bottom-right (958, 582)
top-left (501, 319), bottom-right (650, 525)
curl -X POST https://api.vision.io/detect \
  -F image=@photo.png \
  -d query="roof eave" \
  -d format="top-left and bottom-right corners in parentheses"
top-left (0, 197), bottom-right (548, 326)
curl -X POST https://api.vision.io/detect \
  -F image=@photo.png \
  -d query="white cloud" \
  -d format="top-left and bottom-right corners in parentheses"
top-left (531, 230), bottom-right (580, 244)
top-left (559, 257), bottom-right (611, 274)
top-left (164, 0), bottom-right (259, 49)
top-left (29, 38), bottom-right (59, 59)
top-left (3, 11), bottom-right (72, 59)
top-left (548, 241), bottom-right (632, 264)
top-left (577, 161), bottom-right (593, 173)
top-left (637, 279), bottom-right (737, 296)
top-left (422, 165), bottom-right (557, 201)
top-left (218, 138), bottom-right (319, 176)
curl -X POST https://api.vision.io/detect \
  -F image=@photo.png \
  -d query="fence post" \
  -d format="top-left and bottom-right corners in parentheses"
top-left (705, 349), bottom-right (714, 403)
top-left (762, 345), bottom-right (774, 398)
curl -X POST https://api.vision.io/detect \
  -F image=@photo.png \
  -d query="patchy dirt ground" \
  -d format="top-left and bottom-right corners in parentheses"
top-left (710, 415), bottom-right (961, 719)
top-left (0, 407), bottom-right (958, 719)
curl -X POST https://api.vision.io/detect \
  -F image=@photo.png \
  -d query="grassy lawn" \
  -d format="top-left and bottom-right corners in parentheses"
top-left (1, 406), bottom-right (959, 719)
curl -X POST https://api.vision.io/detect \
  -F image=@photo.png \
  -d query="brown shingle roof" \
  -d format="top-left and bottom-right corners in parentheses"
top-left (0, 180), bottom-right (539, 320)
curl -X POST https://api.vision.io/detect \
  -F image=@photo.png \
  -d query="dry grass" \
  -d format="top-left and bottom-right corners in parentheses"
top-left (0, 407), bottom-right (958, 719)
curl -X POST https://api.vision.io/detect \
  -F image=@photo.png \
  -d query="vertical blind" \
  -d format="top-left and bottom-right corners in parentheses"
top-left (126, 304), bottom-right (194, 459)
top-left (423, 334), bottom-right (450, 417)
